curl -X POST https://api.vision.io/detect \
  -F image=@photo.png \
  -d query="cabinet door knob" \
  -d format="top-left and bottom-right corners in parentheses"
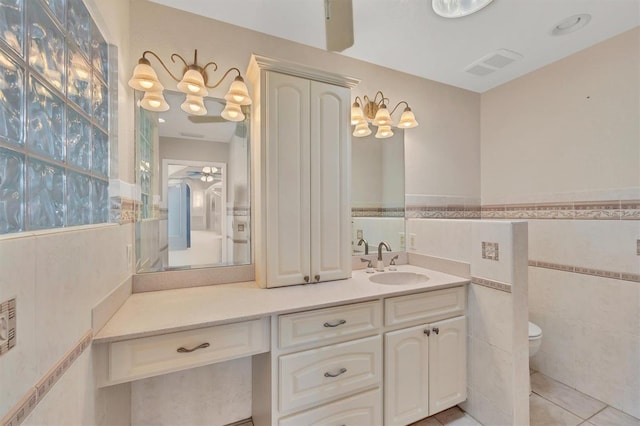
top-left (176, 342), bottom-right (210, 353)
top-left (314, 274), bottom-right (321, 282)
top-left (304, 275), bottom-right (310, 283)
top-left (324, 367), bottom-right (347, 378)
top-left (324, 319), bottom-right (347, 328)
top-left (432, 327), bottom-right (439, 335)
top-left (423, 329), bottom-right (430, 336)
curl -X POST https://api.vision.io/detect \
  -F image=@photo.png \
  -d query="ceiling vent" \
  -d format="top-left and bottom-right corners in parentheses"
top-left (465, 49), bottom-right (523, 77)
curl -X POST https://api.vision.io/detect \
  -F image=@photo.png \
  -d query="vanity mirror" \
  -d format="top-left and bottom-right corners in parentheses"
top-left (135, 91), bottom-right (251, 272)
top-left (351, 130), bottom-right (405, 255)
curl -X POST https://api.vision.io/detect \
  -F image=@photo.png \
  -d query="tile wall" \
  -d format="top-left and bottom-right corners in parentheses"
top-left (481, 28), bottom-right (640, 419)
top-left (407, 219), bottom-right (530, 426)
top-left (0, 223), bottom-right (133, 424)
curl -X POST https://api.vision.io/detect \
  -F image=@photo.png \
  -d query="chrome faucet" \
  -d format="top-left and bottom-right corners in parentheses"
top-left (376, 241), bottom-right (391, 271)
top-left (357, 238), bottom-right (369, 255)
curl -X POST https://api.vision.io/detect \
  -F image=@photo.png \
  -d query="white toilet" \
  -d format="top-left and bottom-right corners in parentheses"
top-left (528, 321), bottom-right (542, 356)
top-left (528, 321), bottom-right (543, 395)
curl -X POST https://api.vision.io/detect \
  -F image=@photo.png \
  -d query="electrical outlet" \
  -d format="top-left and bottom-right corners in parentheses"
top-left (0, 310), bottom-right (8, 341)
top-left (399, 232), bottom-right (405, 248)
top-left (0, 298), bottom-right (16, 356)
top-left (409, 233), bottom-right (417, 250)
top-left (356, 229), bottom-right (363, 240)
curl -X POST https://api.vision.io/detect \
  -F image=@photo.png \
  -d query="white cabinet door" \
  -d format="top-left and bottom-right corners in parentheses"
top-left (265, 72), bottom-right (311, 287)
top-left (263, 73), bottom-right (351, 287)
top-left (384, 324), bottom-right (430, 426)
top-left (310, 81), bottom-right (351, 283)
top-left (428, 316), bottom-right (467, 415)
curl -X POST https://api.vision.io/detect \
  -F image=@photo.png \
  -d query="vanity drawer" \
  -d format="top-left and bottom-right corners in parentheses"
top-left (279, 301), bottom-right (382, 349)
top-left (385, 286), bottom-right (465, 327)
top-left (108, 318), bottom-right (269, 384)
top-left (279, 335), bottom-right (382, 413)
top-left (279, 388), bottom-right (382, 426)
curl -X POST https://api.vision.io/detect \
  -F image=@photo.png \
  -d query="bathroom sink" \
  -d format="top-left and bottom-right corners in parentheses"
top-left (369, 271), bottom-right (429, 285)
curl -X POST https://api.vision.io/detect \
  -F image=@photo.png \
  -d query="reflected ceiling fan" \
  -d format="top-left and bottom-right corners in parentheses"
top-left (186, 166), bottom-right (221, 183)
top-left (324, 0), bottom-right (354, 52)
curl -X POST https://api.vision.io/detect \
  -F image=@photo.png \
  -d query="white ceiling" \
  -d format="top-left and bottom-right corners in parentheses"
top-left (148, 0), bottom-right (639, 93)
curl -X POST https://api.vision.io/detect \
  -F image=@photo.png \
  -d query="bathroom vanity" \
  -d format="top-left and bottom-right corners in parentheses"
top-left (94, 265), bottom-right (468, 426)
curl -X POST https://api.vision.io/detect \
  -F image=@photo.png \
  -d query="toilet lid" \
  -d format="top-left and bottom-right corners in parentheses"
top-left (529, 322), bottom-right (542, 338)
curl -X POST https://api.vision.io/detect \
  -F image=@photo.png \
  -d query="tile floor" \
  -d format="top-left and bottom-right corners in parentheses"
top-left (235, 373), bottom-right (640, 425)
top-left (529, 371), bottom-right (640, 426)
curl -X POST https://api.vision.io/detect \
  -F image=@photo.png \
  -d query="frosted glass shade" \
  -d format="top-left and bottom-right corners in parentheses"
top-left (397, 108), bottom-right (419, 128)
top-left (351, 102), bottom-right (365, 125)
top-left (177, 69), bottom-right (209, 96)
top-left (353, 121), bottom-right (372, 137)
top-left (221, 101), bottom-right (245, 122)
top-left (375, 125), bottom-right (393, 139)
top-left (224, 76), bottom-right (252, 105)
top-left (180, 94), bottom-right (207, 116)
top-left (140, 90), bottom-right (169, 112)
top-left (372, 105), bottom-right (393, 126)
top-left (128, 62), bottom-right (163, 92)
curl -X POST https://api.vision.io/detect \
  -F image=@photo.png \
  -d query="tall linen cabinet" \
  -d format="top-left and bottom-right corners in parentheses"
top-left (248, 55), bottom-right (359, 288)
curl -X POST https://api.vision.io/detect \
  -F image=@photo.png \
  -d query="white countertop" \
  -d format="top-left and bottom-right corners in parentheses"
top-left (94, 265), bottom-right (469, 344)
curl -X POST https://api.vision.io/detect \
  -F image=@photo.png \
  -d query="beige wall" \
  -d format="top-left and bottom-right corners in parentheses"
top-left (129, 0), bottom-right (481, 200)
top-left (480, 28), bottom-right (640, 418)
top-left (481, 28), bottom-right (639, 202)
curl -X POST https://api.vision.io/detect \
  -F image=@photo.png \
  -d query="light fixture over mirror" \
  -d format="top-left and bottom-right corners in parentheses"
top-left (128, 49), bottom-right (251, 121)
top-left (351, 91), bottom-right (418, 138)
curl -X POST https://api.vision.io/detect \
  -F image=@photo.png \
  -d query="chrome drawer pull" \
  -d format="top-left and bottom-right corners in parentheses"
top-left (324, 368), bottom-right (347, 378)
top-left (177, 342), bottom-right (210, 353)
top-left (323, 319), bottom-right (347, 328)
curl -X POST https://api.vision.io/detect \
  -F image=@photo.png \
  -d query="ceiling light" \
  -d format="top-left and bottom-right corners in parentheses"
top-left (552, 14), bottom-right (591, 36)
top-left (432, 0), bottom-right (494, 18)
top-left (350, 91), bottom-right (419, 138)
top-left (128, 49), bottom-right (252, 120)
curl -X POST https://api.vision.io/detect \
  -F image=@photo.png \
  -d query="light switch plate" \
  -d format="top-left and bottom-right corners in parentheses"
top-left (0, 298), bottom-right (16, 357)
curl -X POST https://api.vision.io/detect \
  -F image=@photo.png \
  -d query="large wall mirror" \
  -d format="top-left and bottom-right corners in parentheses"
top-left (135, 91), bottom-right (250, 272)
top-left (351, 131), bottom-right (405, 255)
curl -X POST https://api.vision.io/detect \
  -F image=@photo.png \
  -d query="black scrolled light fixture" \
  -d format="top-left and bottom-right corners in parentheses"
top-left (128, 49), bottom-right (251, 121)
top-left (350, 91), bottom-right (418, 139)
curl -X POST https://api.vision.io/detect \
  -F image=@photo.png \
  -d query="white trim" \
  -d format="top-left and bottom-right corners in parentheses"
top-left (248, 54), bottom-right (360, 88)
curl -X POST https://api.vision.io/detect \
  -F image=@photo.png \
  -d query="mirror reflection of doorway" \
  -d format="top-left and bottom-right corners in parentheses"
top-left (165, 160), bottom-right (227, 268)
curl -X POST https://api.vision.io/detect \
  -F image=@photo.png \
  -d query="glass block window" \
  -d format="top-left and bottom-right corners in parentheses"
top-left (0, 0), bottom-right (110, 234)
top-left (136, 106), bottom-right (154, 220)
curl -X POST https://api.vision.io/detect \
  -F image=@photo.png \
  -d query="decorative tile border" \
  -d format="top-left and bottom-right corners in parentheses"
top-left (529, 260), bottom-right (640, 283)
top-left (405, 205), bottom-right (481, 219)
top-left (481, 200), bottom-right (640, 220)
top-left (110, 196), bottom-right (137, 224)
top-left (352, 207), bottom-right (405, 217)
top-left (471, 276), bottom-right (512, 293)
top-left (481, 242), bottom-right (500, 261)
top-left (0, 298), bottom-right (16, 357)
top-left (1, 330), bottom-right (93, 426)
